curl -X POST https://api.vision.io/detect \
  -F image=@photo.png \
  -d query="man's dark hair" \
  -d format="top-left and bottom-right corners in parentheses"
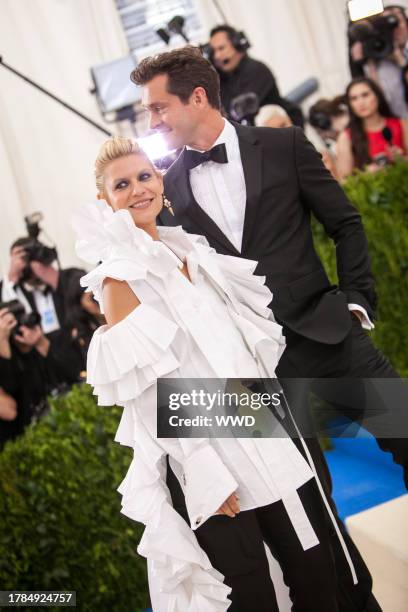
top-left (10, 237), bottom-right (31, 253)
top-left (210, 24), bottom-right (238, 42)
top-left (131, 45), bottom-right (221, 110)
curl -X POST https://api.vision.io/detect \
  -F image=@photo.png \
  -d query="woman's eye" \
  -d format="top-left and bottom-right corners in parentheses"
top-left (139, 172), bottom-right (152, 181)
top-left (115, 180), bottom-right (129, 190)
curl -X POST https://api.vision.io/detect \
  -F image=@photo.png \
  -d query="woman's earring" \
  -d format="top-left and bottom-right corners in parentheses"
top-left (163, 194), bottom-right (175, 217)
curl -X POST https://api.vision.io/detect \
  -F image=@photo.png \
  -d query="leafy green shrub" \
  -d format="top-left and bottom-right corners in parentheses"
top-left (313, 160), bottom-right (408, 376)
top-left (0, 384), bottom-right (149, 612)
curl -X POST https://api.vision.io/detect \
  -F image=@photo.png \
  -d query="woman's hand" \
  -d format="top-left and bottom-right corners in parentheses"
top-left (216, 492), bottom-right (240, 518)
top-left (387, 145), bottom-right (405, 160)
top-left (365, 162), bottom-right (382, 174)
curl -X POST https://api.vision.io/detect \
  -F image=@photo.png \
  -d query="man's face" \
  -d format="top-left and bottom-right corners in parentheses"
top-left (384, 7), bottom-right (408, 47)
top-left (141, 74), bottom-right (202, 150)
top-left (209, 31), bottom-right (242, 72)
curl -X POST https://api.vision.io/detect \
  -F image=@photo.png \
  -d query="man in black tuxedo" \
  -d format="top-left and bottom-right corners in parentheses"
top-left (132, 46), bottom-right (405, 611)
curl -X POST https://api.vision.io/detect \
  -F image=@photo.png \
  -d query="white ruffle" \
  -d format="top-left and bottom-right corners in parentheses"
top-left (86, 303), bottom-right (180, 405)
top-left (212, 252), bottom-right (274, 319)
top-left (118, 424), bottom-right (232, 611)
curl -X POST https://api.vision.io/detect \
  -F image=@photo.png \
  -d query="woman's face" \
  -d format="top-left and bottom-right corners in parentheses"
top-left (101, 153), bottom-right (164, 228)
top-left (348, 83), bottom-right (379, 119)
top-left (80, 291), bottom-right (101, 317)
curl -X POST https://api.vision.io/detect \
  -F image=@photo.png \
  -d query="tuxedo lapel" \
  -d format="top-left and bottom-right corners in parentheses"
top-left (166, 149), bottom-right (240, 255)
top-left (234, 124), bottom-right (263, 253)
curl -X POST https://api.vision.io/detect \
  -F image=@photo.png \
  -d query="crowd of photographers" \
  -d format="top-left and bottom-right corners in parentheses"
top-left (1, 4), bottom-right (407, 448)
top-left (210, 6), bottom-right (408, 179)
top-left (0, 221), bottom-right (104, 447)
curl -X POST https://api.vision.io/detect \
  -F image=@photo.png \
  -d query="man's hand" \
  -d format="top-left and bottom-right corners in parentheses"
top-left (351, 41), bottom-right (364, 62)
top-left (8, 246), bottom-right (27, 284)
top-left (390, 45), bottom-right (408, 68)
top-left (216, 492), bottom-right (240, 518)
top-left (0, 308), bottom-right (17, 359)
top-left (29, 262), bottom-right (59, 290)
top-left (0, 308), bottom-right (17, 342)
top-left (14, 325), bottom-right (50, 356)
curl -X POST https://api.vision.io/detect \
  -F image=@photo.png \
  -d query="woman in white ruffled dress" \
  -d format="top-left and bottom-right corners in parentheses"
top-left (73, 137), bottom-right (358, 612)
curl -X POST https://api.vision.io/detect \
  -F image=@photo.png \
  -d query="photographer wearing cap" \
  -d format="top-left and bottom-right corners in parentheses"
top-left (209, 24), bottom-right (304, 127)
top-left (349, 4), bottom-right (408, 118)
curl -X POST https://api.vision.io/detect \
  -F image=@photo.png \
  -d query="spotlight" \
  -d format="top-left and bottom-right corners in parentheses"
top-left (137, 132), bottom-right (171, 160)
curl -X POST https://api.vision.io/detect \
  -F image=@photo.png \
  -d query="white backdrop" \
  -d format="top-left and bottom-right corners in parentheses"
top-left (1, 0), bottom-right (406, 272)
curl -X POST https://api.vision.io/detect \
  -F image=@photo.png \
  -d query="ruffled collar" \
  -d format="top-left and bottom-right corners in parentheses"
top-left (72, 199), bottom-right (194, 263)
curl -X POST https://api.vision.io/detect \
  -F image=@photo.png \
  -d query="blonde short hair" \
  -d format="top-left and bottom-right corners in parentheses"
top-left (95, 136), bottom-right (146, 193)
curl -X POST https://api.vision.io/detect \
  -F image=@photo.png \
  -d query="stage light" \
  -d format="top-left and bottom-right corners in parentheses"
top-left (348, 0), bottom-right (384, 21)
top-left (137, 132), bottom-right (171, 160)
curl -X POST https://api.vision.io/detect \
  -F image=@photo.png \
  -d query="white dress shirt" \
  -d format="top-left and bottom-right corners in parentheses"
top-left (187, 119), bottom-right (246, 252)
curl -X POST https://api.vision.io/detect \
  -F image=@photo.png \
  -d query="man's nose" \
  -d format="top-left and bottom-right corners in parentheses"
top-left (149, 111), bottom-right (161, 130)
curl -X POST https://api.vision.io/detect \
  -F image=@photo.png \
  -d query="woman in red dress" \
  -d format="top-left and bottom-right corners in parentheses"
top-left (336, 77), bottom-right (408, 180)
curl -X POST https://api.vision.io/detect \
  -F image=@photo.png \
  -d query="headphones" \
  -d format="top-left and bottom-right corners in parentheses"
top-left (225, 27), bottom-right (251, 52)
top-left (210, 25), bottom-right (250, 52)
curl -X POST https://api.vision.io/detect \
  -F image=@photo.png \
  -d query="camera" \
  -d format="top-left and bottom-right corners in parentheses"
top-left (348, 13), bottom-right (399, 60)
top-left (23, 212), bottom-right (58, 266)
top-left (229, 92), bottom-right (260, 123)
top-left (0, 300), bottom-right (41, 331)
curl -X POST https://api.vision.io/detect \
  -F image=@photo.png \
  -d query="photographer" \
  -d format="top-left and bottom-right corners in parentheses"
top-left (209, 24), bottom-right (304, 126)
top-left (0, 303), bottom-right (77, 446)
top-left (1, 235), bottom-right (85, 356)
top-left (349, 4), bottom-right (408, 117)
top-left (336, 77), bottom-right (408, 180)
top-left (308, 96), bottom-right (350, 179)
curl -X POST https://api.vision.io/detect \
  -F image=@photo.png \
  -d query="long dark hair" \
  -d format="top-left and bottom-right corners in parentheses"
top-left (346, 77), bottom-right (394, 168)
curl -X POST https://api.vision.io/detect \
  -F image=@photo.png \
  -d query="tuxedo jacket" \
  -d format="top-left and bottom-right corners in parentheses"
top-left (160, 124), bottom-right (377, 345)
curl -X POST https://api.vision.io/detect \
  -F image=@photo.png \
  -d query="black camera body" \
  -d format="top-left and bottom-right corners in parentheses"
top-left (22, 237), bottom-right (57, 267)
top-left (0, 300), bottom-right (41, 331)
top-left (349, 14), bottom-right (399, 61)
top-left (19, 212), bottom-right (58, 283)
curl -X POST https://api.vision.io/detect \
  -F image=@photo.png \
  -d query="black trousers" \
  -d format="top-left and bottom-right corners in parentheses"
top-left (195, 479), bottom-right (343, 612)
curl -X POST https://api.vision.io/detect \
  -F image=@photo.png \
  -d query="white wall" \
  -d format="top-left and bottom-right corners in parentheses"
top-left (0, 0), bottom-right (127, 273)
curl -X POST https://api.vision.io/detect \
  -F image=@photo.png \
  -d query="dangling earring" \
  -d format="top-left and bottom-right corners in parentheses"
top-left (162, 194), bottom-right (175, 216)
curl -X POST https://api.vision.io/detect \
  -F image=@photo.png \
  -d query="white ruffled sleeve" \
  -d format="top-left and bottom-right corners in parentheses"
top-left (208, 251), bottom-right (286, 376)
top-left (86, 303), bottom-right (181, 406)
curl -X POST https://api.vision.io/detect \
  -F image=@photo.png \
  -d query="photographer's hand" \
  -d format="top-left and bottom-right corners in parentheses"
top-left (14, 325), bottom-right (50, 357)
top-left (0, 308), bottom-right (17, 359)
top-left (351, 41), bottom-right (364, 62)
top-left (390, 44), bottom-right (408, 68)
top-left (8, 246), bottom-right (27, 284)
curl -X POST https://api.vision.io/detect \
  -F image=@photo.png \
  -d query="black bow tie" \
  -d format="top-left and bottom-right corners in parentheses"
top-left (184, 143), bottom-right (228, 170)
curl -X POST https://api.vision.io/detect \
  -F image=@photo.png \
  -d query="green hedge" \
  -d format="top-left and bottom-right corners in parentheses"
top-left (0, 384), bottom-right (149, 612)
top-left (313, 159), bottom-right (408, 376)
